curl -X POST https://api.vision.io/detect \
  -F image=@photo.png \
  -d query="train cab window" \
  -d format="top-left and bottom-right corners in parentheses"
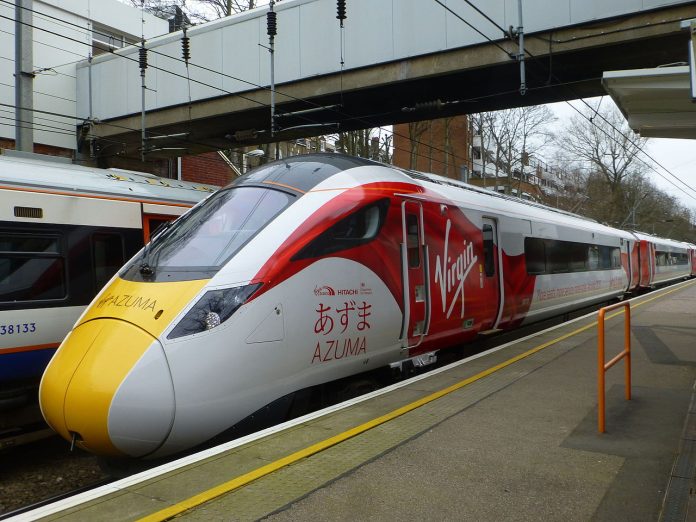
top-left (124, 186), bottom-right (295, 281)
top-left (93, 233), bottom-right (125, 290)
top-left (293, 199), bottom-right (389, 260)
top-left (0, 232), bottom-right (66, 302)
top-left (482, 224), bottom-right (495, 277)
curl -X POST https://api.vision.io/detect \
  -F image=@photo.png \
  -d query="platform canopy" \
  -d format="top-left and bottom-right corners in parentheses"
top-left (602, 20), bottom-right (696, 139)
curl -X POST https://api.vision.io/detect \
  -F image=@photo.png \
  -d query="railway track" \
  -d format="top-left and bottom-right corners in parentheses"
top-left (0, 479), bottom-right (110, 521)
top-left (0, 434), bottom-right (108, 517)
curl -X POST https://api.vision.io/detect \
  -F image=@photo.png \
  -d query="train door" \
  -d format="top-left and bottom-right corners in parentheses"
top-left (638, 240), bottom-right (652, 287)
top-left (482, 217), bottom-right (502, 330)
top-left (624, 238), bottom-right (636, 290)
top-left (400, 199), bottom-right (431, 349)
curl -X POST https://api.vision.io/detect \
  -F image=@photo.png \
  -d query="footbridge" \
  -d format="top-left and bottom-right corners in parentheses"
top-left (80, 0), bottom-right (696, 158)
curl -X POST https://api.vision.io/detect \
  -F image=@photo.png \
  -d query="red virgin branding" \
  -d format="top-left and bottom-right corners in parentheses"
top-left (434, 219), bottom-right (478, 319)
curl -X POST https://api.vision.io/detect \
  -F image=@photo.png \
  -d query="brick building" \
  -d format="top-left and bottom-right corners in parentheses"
top-left (393, 115), bottom-right (566, 202)
top-left (392, 116), bottom-right (471, 180)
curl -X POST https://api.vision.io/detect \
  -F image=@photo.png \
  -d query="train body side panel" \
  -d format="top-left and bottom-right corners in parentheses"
top-left (519, 223), bottom-right (627, 324)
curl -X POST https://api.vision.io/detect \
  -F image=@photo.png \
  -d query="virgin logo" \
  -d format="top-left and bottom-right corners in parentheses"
top-left (434, 219), bottom-right (477, 319)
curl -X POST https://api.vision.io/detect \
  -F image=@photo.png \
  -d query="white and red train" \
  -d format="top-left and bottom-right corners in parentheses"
top-left (39, 153), bottom-right (695, 460)
top-left (0, 153), bottom-right (215, 406)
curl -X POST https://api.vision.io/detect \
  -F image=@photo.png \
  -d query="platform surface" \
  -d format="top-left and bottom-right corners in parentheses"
top-left (21, 280), bottom-right (696, 522)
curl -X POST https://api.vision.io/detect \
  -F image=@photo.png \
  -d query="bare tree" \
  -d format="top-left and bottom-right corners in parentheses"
top-left (477, 105), bottom-right (556, 195)
top-left (556, 101), bottom-right (651, 226)
top-left (124, 0), bottom-right (260, 24)
top-left (407, 121), bottom-right (429, 170)
top-left (334, 128), bottom-right (392, 163)
top-left (562, 101), bottom-right (648, 193)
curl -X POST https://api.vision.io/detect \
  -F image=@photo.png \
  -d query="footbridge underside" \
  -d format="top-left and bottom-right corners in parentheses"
top-left (84, 2), bottom-right (696, 160)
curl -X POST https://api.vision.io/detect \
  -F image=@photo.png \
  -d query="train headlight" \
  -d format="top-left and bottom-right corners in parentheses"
top-left (168, 283), bottom-right (262, 339)
top-left (204, 312), bottom-right (221, 329)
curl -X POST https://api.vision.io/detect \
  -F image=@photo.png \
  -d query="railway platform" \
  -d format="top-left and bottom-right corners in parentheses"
top-left (15, 280), bottom-right (696, 522)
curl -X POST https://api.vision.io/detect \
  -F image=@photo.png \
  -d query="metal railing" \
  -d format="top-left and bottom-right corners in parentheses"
top-left (597, 301), bottom-right (632, 433)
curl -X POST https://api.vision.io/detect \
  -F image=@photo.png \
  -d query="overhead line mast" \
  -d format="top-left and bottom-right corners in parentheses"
top-left (14, 0), bottom-right (34, 152)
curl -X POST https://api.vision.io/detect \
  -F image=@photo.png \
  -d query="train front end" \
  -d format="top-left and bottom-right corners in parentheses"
top-left (39, 180), bottom-right (297, 458)
top-left (39, 154), bottom-right (394, 459)
top-left (39, 277), bottom-right (209, 457)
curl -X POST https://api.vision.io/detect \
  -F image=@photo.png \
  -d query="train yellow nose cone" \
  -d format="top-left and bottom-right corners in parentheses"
top-left (40, 318), bottom-right (174, 457)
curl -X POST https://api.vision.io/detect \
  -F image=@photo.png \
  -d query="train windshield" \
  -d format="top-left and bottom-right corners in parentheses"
top-left (123, 187), bottom-right (294, 281)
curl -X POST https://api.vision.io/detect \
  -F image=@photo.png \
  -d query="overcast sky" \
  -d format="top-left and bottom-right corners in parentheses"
top-left (547, 97), bottom-right (696, 214)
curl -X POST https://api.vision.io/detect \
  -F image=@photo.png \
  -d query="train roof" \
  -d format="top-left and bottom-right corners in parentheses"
top-left (629, 230), bottom-right (691, 250)
top-left (0, 154), bottom-right (217, 205)
top-left (417, 170), bottom-right (594, 222)
top-left (398, 168), bottom-right (632, 240)
top-left (230, 153), bottom-right (632, 240)
top-left (228, 153), bottom-right (380, 193)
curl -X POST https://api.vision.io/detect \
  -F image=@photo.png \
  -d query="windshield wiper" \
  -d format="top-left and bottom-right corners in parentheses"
top-left (139, 221), bottom-right (175, 277)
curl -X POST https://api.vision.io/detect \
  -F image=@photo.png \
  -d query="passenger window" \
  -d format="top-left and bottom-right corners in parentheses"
top-left (0, 232), bottom-right (66, 302)
top-left (610, 247), bottom-right (621, 269)
top-left (524, 237), bottom-right (546, 274)
top-left (293, 199), bottom-right (389, 260)
top-left (482, 224), bottom-right (495, 277)
top-left (406, 214), bottom-right (420, 268)
top-left (524, 238), bottom-right (622, 275)
top-left (93, 233), bottom-right (125, 290)
top-left (587, 246), bottom-right (599, 270)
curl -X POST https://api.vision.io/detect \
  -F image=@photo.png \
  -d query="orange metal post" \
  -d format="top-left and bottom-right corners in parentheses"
top-left (597, 302), bottom-right (631, 433)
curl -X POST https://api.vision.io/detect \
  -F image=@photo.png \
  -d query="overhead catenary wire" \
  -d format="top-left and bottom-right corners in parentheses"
top-left (0, 0), bottom-right (614, 173)
top-left (0, 105), bottom-right (77, 130)
top-left (0, 23), bottom-right (86, 63)
top-left (3, 2), bottom-right (691, 216)
top-left (1, 1), bottom-right (558, 177)
top-left (0, 0), bottom-right (499, 167)
top-left (0, 80), bottom-right (76, 103)
top-left (4, 0), bottom-right (681, 195)
top-left (441, 0), bottom-right (696, 204)
top-left (0, 5), bottom-right (476, 169)
top-left (0, 97), bottom-right (486, 183)
top-left (457, 0), bottom-right (696, 201)
top-left (0, 0), bottom-right (602, 186)
top-left (0, 113), bottom-right (83, 137)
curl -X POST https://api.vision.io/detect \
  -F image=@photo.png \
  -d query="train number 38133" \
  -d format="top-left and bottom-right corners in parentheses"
top-left (0, 323), bottom-right (36, 335)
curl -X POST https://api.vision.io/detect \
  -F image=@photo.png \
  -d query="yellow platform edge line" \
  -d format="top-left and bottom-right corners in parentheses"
top-left (138, 279), bottom-right (696, 522)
